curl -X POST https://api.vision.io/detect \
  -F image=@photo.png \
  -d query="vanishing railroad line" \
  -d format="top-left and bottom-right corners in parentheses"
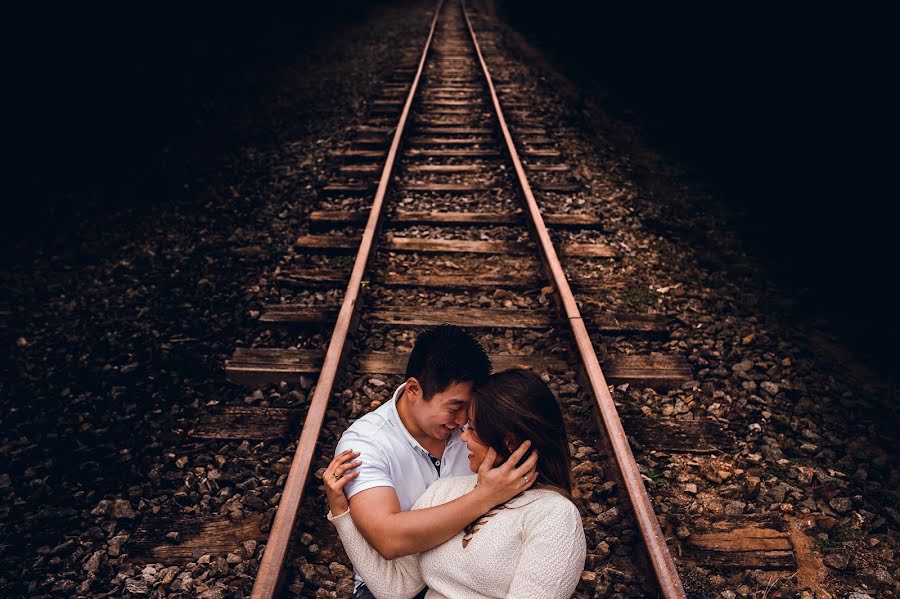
top-left (126, 1), bottom-right (805, 597)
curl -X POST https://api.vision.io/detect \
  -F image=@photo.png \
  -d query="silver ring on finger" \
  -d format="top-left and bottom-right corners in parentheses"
top-left (523, 475), bottom-right (529, 483)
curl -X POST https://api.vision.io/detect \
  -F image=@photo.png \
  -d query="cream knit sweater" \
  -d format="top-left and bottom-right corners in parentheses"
top-left (328, 475), bottom-right (586, 599)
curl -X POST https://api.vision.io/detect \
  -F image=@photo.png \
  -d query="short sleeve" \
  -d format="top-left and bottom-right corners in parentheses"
top-left (334, 430), bottom-right (394, 499)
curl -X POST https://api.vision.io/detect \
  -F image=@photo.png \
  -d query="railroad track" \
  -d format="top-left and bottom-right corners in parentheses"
top-left (125, 1), bottom-right (813, 597)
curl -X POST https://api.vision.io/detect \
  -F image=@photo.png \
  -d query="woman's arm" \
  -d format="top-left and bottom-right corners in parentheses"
top-left (328, 510), bottom-right (425, 599)
top-left (505, 496), bottom-right (587, 599)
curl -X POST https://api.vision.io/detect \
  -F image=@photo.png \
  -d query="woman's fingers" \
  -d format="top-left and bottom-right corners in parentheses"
top-left (325, 450), bottom-right (360, 479)
top-left (502, 440), bottom-right (532, 471)
top-left (333, 470), bottom-right (360, 491)
top-left (335, 460), bottom-right (362, 477)
top-left (511, 445), bottom-right (539, 474)
top-left (521, 463), bottom-right (538, 488)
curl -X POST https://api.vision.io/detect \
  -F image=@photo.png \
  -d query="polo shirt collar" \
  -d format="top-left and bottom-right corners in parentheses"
top-left (386, 382), bottom-right (463, 454)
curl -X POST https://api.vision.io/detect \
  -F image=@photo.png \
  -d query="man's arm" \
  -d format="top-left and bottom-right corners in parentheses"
top-left (348, 443), bottom-right (538, 559)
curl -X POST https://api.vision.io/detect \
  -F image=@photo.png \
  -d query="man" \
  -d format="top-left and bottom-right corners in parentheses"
top-left (333, 324), bottom-right (538, 599)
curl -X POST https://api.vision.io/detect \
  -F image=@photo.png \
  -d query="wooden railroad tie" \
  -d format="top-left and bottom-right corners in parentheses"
top-left (274, 268), bottom-right (624, 294)
top-left (128, 512), bottom-right (265, 565)
top-left (680, 515), bottom-right (796, 571)
top-left (414, 126), bottom-right (495, 135)
top-left (323, 182), bottom-right (580, 194)
top-left (257, 305), bottom-right (669, 337)
top-left (406, 148), bottom-right (500, 157)
top-left (622, 415), bottom-right (734, 454)
top-left (307, 210), bottom-right (602, 229)
top-left (224, 349), bottom-right (691, 390)
top-left (293, 234), bottom-right (618, 258)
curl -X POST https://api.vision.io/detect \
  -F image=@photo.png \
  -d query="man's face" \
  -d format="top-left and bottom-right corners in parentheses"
top-left (408, 379), bottom-right (473, 443)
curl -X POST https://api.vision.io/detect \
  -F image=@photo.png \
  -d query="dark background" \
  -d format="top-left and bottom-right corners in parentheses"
top-left (8, 3), bottom-right (895, 377)
top-left (495, 2), bottom-right (895, 377)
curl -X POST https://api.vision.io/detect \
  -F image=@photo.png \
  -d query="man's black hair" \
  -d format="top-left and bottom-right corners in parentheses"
top-left (404, 324), bottom-right (492, 400)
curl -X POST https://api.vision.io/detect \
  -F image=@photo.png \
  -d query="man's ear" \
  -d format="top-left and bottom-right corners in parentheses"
top-left (405, 377), bottom-right (422, 402)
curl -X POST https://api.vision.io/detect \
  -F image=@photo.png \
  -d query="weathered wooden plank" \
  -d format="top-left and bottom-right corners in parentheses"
top-left (601, 354), bottom-right (692, 389)
top-left (526, 164), bottom-right (570, 171)
top-left (377, 271), bottom-right (541, 290)
top-left (334, 149), bottom-right (386, 160)
top-left (373, 307), bottom-right (549, 328)
top-left (421, 99), bottom-right (482, 106)
top-left (524, 149), bottom-right (562, 158)
top-left (274, 269), bottom-right (347, 288)
top-left (415, 127), bottom-right (493, 134)
top-left (338, 164), bottom-right (381, 175)
top-left (622, 416), bottom-right (731, 453)
top-left (385, 237), bottom-right (530, 255)
top-left (293, 235), bottom-right (617, 258)
top-left (683, 516), bottom-right (796, 570)
top-left (403, 183), bottom-right (493, 192)
top-left (293, 235), bottom-right (522, 255)
top-left (535, 182), bottom-right (581, 193)
top-left (400, 183), bottom-right (494, 193)
top-left (414, 118), bottom-right (485, 126)
top-left (376, 307), bottom-right (552, 328)
top-left (591, 312), bottom-right (668, 335)
top-left (274, 266), bottom-right (621, 295)
top-left (543, 214), bottom-right (602, 228)
top-left (261, 305), bottom-right (665, 336)
top-left (259, 306), bottom-right (339, 324)
top-left (511, 127), bottom-right (548, 135)
top-left (189, 406), bottom-right (303, 440)
top-left (520, 136), bottom-right (554, 144)
top-left (293, 235), bottom-right (361, 252)
top-left (404, 164), bottom-right (490, 173)
top-left (359, 352), bottom-right (570, 375)
top-left (418, 108), bottom-right (485, 116)
top-left (350, 138), bottom-right (388, 148)
top-left (225, 348), bottom-right (568, 386)
top-left (354, 126), bottom-right (394, 134)
top-left (308, 210), bottom-right (605, 229)
top-left (226, 349), bottom-right (687, 389)
top-left (310, 210), bottom-right (512, 227)
top-left (558, 242), bottom-right (618, 258)
top-left (129, 513), bottom-right (265, 565)
top-left (323, 183), bottom-right (373, 194)
top-left (408, 137), bottom-right (494, 144)
top-left (406, 148), bottom-right (500, 157)
top-left (426, 85), bottom-right (482, 91)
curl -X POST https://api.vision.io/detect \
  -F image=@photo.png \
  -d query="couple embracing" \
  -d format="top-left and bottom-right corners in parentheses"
top-left (324, 324), bottom-right (587, 598)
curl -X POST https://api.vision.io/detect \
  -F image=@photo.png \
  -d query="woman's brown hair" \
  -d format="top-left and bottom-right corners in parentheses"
top-left (471, 368), bottom-right (572, 495)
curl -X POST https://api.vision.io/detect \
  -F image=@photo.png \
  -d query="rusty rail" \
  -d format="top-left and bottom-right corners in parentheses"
top-left (249, 2), bottom-right (446, 596)
top-left (460, 2), bottom-right (687, 597)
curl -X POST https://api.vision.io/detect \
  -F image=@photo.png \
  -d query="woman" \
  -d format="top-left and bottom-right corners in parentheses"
top-left (324, 369), bottom-right (586, 599)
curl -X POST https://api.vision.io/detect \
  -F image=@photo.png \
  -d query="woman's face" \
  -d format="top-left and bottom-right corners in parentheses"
top-left (459, 403), bottom-right (500, 472)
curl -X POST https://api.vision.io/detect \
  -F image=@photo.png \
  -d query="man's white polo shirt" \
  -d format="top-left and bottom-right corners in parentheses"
top-left (335, 382), bottom-right (472, 509)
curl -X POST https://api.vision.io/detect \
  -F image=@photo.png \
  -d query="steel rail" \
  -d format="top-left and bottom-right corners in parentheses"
top-left (460, 2), bottom-right (687, 597)
top-left (249, 2), bottom-right (446, 596)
